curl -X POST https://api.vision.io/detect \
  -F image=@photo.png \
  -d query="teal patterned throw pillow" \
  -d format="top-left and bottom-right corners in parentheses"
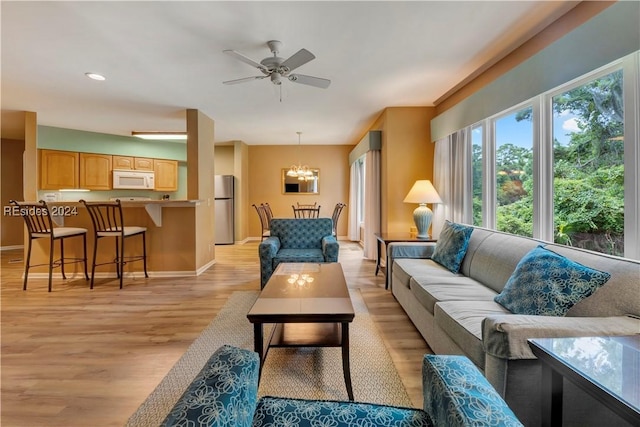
top-left (494, 245), bottom-right (611, 316)
top-left (431, 221), bottom-right (473, 273)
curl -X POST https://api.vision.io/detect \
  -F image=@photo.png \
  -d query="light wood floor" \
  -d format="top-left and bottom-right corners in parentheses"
top-left (1, 241), bottom-right (431, 427)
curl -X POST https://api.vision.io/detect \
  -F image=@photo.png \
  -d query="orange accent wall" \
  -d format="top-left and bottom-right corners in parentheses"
top-left (247, 144), bottom-right (352, 238)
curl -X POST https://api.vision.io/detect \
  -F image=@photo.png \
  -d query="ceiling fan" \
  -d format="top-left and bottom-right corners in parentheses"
top-left (223, 40), bottom-right (331, 89)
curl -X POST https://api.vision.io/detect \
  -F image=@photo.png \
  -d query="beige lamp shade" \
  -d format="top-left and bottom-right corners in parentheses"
top-left (403, 180), bottom-right (442, 204)
top-left (403, 180), bottom-right (442, 239)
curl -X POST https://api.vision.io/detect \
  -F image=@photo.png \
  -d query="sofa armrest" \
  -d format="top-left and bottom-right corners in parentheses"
top-left (321, 235), bottom-right (339, 261)
top-left (482, 315), bottom-right (640, 360)
top-left (387, 241), bottom-right (437, 260)
top-left (259, 237), bottom-right (281, 288)
top-left (423, 354), bottom-right (523, 427)
top-left (161, 345), bottom-right (259, 427)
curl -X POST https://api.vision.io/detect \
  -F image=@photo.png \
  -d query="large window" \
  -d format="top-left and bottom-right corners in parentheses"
top-left (466, 52), bottom-right (638, 258)
top-left (552, 70), bottom-right (624, 256)
top-left (495, 107), bottom-right (533, 237)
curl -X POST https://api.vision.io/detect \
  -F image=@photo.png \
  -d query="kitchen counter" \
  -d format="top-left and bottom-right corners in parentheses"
top-left (29, 198), bottom-right (215, 277)
top-left (49, 199), bottom-right (203, 226)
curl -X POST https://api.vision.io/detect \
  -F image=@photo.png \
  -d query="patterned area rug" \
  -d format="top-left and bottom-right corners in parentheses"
top-left (126, 290), bottom-right (412, 427)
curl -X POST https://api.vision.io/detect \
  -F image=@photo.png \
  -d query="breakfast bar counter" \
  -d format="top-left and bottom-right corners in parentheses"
top-left (25, 199), bottom-right (215, 279)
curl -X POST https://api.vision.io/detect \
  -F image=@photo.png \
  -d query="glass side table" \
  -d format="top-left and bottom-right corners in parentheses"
top-left (528, 335), bottom-right (640, 427)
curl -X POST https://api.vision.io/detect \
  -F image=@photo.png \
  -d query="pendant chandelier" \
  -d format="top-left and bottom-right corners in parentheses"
top-left (287, 132), bottom-right (315, 181)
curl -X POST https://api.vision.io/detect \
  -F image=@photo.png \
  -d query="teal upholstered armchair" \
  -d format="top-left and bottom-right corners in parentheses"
top-left (259, 218), bottom-right (339, 288)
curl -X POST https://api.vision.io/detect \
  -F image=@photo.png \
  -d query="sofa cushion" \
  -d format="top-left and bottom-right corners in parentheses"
top-left (274, 248), bottom-right (326, 265)
top-left (545, 243), bottom-right (640, 317)
top-left (410, 276), bottom-right (497, 315)
top-left (393, 258), bottom-right (450, 290)
top-left (434, 301), bottom-right (511, 368)
top-left (252, 396), bottom-right (433, 426)
top-left (494, 246), bottom-right (611, 316)
top-left (464, 230), bottom-right (541, 293)
top-left (431, 221), bottom-right (473, 273)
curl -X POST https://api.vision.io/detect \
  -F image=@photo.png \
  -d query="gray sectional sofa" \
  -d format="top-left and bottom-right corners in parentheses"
top-left (388, 225), bottom-right (640, 427)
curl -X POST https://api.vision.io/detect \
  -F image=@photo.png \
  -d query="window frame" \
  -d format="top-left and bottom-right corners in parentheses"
top-left (468, 51), bottom-right (639, 259)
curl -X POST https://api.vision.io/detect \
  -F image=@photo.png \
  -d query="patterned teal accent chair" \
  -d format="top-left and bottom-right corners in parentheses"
top-left (259, 218), bottom-right (339, 288)
top-left (161, 345), bottom-right (259, 427)
top-left (162, 346), bottom-right (523, 426)
top-left (423, 354), bottom-right (523, 427)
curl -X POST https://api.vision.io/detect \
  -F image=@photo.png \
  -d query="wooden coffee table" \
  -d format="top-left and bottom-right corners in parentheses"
top-left (247, 262), bottom-right (355, 400)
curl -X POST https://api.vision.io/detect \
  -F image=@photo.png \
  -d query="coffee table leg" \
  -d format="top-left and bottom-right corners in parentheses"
top-left (254, 323), bottom-right (264, 380)
top-left (342, 322), bottom-right (354, 401)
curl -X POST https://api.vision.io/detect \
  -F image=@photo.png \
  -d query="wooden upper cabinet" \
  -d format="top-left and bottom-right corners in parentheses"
top-left (153, 159), bottom-right (178, 192)
top-left (79, 153), bottom-right (112, 190)
top-left (113, 156), bottom-right (154, 171)
top-left (134, 157), bottom-right (154, 171)
top-left (112, 155), bottom-right (134, 170)
top-left (39, 149), bottom-right (79, 190)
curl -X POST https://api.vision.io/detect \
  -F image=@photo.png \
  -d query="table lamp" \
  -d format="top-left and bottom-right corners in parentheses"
top-left (403, 180), bottom-right (442, 239)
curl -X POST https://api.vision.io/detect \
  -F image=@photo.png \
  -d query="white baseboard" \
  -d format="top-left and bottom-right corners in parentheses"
top-left (1, 245), bottom-right (24, 251)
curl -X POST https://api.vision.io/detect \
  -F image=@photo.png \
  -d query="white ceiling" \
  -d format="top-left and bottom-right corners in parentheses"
top-left (1, 1), bottom-right (577, 145)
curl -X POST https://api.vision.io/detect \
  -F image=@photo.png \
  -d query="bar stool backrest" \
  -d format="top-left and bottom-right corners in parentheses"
top-left (11, 200), bottom-right (55, 237)
top-left (81, 200), bottom-right (125, 235)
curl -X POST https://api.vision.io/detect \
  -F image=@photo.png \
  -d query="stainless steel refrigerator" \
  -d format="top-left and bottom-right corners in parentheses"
top-left (214, 175), bottom-right (234, 244)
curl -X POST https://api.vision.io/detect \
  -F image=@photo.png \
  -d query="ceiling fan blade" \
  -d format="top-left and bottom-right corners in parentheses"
top-left (281, 49), bottom-right (315, 72)
top-left (223, 49), bottom-right (269, 73)
top-left (223, 76), bottom-right (267, 85)
top-left (288, 74), bottom-right (331, 89)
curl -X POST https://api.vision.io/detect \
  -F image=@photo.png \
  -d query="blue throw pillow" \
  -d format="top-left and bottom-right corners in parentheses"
top-left (431, 221), bottom-right (474, 273)
top-left (494, 245), bottom-right (611, 316)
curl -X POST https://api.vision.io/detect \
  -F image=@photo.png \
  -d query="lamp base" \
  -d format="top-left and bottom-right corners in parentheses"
top-left (413, 204), bottom-right (433, 239)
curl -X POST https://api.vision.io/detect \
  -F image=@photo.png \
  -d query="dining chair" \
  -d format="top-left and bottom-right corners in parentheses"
top-left (10, 200), bottom-right (89, 291)
top-left (252, 204), bottom-right (270, 240)
top-left (296, 202), bottom-right (318, 209)
top-left (80, 199), bottom-right (148, 289)
top-left (261, 203), bottom-right (274, 226)
top-left (331, 203), bottom-right (346, 236)
top-left (292, 205), bottom-right (321, 218)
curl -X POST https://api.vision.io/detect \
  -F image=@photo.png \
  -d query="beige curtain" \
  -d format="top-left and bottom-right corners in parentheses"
top-left (348, 160), bottom-right (361, 241)
top-left (363, 150), bottom-right (380, 260)
top-left (432, 128), bottom-right (472, 238)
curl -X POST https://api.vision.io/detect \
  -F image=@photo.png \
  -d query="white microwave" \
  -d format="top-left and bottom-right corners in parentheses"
top-left (112, 170), bottom-right (155, 190)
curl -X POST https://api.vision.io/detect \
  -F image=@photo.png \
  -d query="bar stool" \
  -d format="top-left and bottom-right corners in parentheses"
top-left (10, 200), bottom-right (89, 291)
top-left (80, 199), bottom-right (148, 289)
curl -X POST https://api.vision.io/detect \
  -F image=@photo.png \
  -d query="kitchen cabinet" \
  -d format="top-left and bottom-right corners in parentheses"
top-left (113, 156), bottom-right (154, 171)
top-left (154, 159), bottom-right (178, 192)
top-left (112, 155), bottom-right (134, 170)
top-left (39, 149), bottom-right (79, 190)
top-left (79, 153), bottom-right (112, 190)
top-left (134, 157), bottom-right (154, 171)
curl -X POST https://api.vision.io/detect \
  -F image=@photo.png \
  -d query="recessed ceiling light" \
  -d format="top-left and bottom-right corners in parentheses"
top-left (85, 72), bottom-right (106, 81)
